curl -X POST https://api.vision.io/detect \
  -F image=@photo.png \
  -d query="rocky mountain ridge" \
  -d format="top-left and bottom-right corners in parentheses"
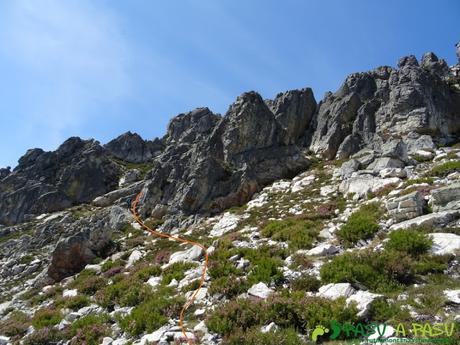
top-left (0, 51), bottom-right (460, 345)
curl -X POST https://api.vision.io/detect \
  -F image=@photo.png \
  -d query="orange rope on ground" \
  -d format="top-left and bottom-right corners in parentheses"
top-left (130, 192), bottom-right (209, 345)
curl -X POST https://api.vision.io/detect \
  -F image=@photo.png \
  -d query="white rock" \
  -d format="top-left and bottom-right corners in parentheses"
top-left (101, 337), bottom-right (114, 345)
top-left (140, 325), bottom-right (169, 344)
top-left (169, 245), bottom-right (203, 264)
top-left (57, 319), bottom-right (70, 330)
top-left (339, 175), bottom-right (400, 199)
top-left (194, 308), bottom-right (206, 316)
top-left (185, 288), bottom-right (208, 301)
top-left (112, 339), bottom-right (129, 345)
top-left (261, 322), bottom-right (278, 333)
top-left (291, 175), bottom-right (315, 193)
top-left (126, 250), bottom-right (142, 268)
top-left (173, 331), bottom-right (196, 342)
top-left (168, 279), bottom-right (178, 287)
top-left (0, 301), bottom-right (12, 316)
top-left (147, 276), bottom-right (162, 288)
top-left (193, 320), bottom-right (208, 333)
top-left (65, 312), bottom-right (81, 322)
top-left (414, 149), bottom-right (434, 159)
top-left (85, 264), bottom-right (102, 272)
top-left (247, 193), bottom-right (269, 210)
top-left (379, 168), bottom-right (407, 178)
top-left (346, 290), bottom-right (382, 317)
top-left (248, 282), bottom-right (273, 299)
top-left (367, 324), bottom-right (395, 340)
top-left (429, 233), bottom-right (460, 255)
top-left (0, 336), bottom-right (9, 345)
top-left (210, 213), bottom-right (241, 237)
top-left (305, 243), bottom-right (339, 256)
top-left (267, 180), bottom-right (291, 193)
top-left (63, 289), bottom-right (78, 298)
top-left (320, 185), bottom-right (337, 196)
top-left (444, 289), bottom-right (460, 304)
top-left (78, 304), bottom-right (102, 316)
top-left (318, 283), bottom-right (356, 299)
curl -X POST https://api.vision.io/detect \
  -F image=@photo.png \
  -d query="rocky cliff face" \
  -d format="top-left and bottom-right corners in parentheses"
top-left (1, 52), bottom-right (458, 229)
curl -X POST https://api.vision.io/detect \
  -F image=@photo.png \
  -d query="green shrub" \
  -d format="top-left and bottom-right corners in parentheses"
top-left (368, 299), bottom-right (410, 323)
top-left (131, 263), bottom-right (162, 281)
top-left (224, 327), bottom-right (304, 345)
top-left (290, 275), bottom-right (320, 292)
top-left (0, 311), bottom-right (31, 337)
top-left (23, 327), bottom-right (65, 345)
top-left (101, 259), bottom-right (125, 272)
top-left (430, 160), bottom-right (460, 176)
top-left (56, 295), bottom-right (90, 310)
top-left (161, 262), bottom-right (197, 285)
top-left (31, 308), bottom-right (62, 329)
top-left (320, 251), bottom-right (408, 293)
top-left (206, 293), bottom-right (356, 336)
top-left (385, 229), bottom-right (432, 257)
top-left (337, 203), bottom-right (382, 247)
top-left (68, 269), bottom-right (107, 295)
top-left (119, 286), bottom-right (184, 336)
top-left (95, 278), bottom-right (153, 308)
top-left (261, 218), bottom-right (320, 250)
top-left (70, 314), bottom-right (110, 345)
top-left (403, 177), bottom-right (434, 187)
top-left (237, 246), bottom-right (285, 285)
top-left (209, 276), bottom-right (249, 298)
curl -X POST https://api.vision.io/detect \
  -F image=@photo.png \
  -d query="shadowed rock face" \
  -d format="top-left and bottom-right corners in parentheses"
top-left (0, 138), bottom-right (121, 225)
top-left (310, 53), bottom-right (460, 159)
top-left (138, 92), bottom-right (312, 226)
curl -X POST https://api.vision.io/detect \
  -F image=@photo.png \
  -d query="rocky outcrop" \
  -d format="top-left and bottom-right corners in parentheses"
top-left (386, 191), bottom-right (426, 222)
top-left (310, 53), bottom-right (460, 159)
top-left (0, 138), bottom-right (121, 225)
top-left (138, 92), bottom-right (311, 226)
top-left (47, 212), bottom-right (114, 281)
top-left (430, 183), bottom-right (460, 212)
top-left (105, 131), bottom-right (163, 163)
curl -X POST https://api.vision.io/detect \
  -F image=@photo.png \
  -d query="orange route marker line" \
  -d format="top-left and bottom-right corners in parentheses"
top-left (130, 192), bottom-right (209, 345)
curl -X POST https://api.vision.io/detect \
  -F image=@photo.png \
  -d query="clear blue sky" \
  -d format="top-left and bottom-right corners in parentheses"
top-left (0, 0), bottom-right (459, 168)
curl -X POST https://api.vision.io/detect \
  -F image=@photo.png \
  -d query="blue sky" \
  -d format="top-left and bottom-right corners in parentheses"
top-left (0, 0), bottom-right (459, 168)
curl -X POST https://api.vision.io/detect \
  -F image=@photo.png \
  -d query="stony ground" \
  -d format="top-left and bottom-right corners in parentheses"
top-left (1, 141), bottom-right (460, 345)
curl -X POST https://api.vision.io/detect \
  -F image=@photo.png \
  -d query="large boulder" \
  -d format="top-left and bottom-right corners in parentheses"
top-left (430, 183), bottom-right (460, 212)
top-left (47, 213), bottom-right (114, 281)
top-left (386, 191), bottom-right (425, 222)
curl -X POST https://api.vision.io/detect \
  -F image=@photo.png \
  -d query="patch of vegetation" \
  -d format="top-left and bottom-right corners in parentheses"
top-left (336, 203), bottom-right (383, 247)
top-left (23, 327), bottom-right (66, 345)
top-left (70, 314), bottom-right (111, 345)
top-left (206, 292), bottom-right (356, 337)
top-left (119, 286), bottom-right (184, 336)
top-left (403, 177), bottom-right (434, 187)
top-left (290, 275), bottom-right (321, 292)
top-left (368, 299), bottom-right (411, 324)
top-left (384, 229), bottom-right (432, 257)
top-left (430, 160), bottom-right (460, 177)
top-left (261, 217), bottom-right (321, 250)
top-left (238, 246), bottom-right (286, 286)
top-left (131, 262), bottom-right (162, 282)
top-left (224, 327), bottom-right (305, 345)
top-left (101, 258), bottom-right (125, 272)
top-left (31, 308), bottom-right (62, 329)
top-left (55, 295), bottom-right (90, 311)
top-left (68, 269), bottom-right (108, 295)
top-left (320, 247), bottom-right (451, 293)
top-left (111, 156), bottom-right (153, 178)
top-left (95, 276), bottom-right (153, 308)
top-left (0, 311), bottom-right (31, 338)
top-left (161, 261), bottom-right (198, 285)
top-left (289, 253), bottom-right (314, 270)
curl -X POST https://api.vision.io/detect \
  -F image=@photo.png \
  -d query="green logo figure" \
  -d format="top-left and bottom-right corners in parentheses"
top-left (311, 325), bottom-right (329, 341)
